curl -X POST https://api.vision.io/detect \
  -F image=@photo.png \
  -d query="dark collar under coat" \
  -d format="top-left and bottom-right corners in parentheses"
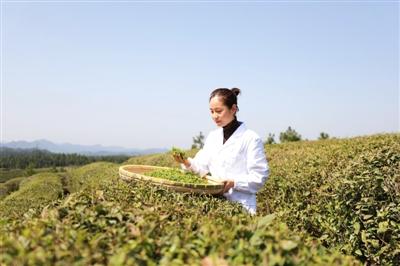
top-left (223, 117), bottom-right (242, 144)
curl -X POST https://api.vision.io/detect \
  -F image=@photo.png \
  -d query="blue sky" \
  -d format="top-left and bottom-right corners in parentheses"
top-left (1, 1), bottom-right (399, 149)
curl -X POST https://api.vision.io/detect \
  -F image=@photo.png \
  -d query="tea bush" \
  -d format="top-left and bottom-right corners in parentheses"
top-left (0, 134), bottom-right (398, 265)
top-left (0, 179), bottom-right (359, 265)
top-left (126, 134), bottom-right (400, 265)
top-left (0, 176), bottom-right (25, 200)
top-left (259, 134), bottom-right (400, 265)
top-left (0, 168), bottom-right (25, 182)
top-left (0, 173), bottom-right (63, 219)
top-left (0, 167), bottom-right (55, 183)
top-left (66, 162), bottom-right (119, 193)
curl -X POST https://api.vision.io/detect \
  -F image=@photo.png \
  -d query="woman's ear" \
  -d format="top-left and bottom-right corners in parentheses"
top-left (232, 104), bottom-right (238, 114)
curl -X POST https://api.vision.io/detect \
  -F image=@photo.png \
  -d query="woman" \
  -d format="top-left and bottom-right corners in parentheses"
top-left (173, 88), bottom-right (269, 215)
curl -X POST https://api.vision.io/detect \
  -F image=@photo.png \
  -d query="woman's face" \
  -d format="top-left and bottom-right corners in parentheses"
top-left (209, 96), bottom-right (237, 127)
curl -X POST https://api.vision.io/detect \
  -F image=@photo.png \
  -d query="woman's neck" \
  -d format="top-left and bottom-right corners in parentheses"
top-left (223, 117), bottom-right (241, 144)
top-left (223, 117), bottom-right (237, 128)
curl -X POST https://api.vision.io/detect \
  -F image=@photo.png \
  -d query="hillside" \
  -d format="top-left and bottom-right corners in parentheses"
top-left (0, 147), bottom-right (130, 171)
top-left (1, 139), bottom-right (167, 156)
top-left (0, 133), bottom-right (398, 265)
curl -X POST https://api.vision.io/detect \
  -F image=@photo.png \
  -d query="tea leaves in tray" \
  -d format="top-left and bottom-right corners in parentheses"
top-left (147, 168), bottom-right (208, 184)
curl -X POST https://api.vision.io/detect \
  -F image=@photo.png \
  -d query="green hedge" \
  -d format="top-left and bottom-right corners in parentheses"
top-left (0, 168), bottom-right (26, 183)
top-left (0, 179), bottom-right (359, 265)
top-left (0, 176), bottom-right (26, 200)
top-left (259, 134), bottom-right (400, 265)
top-left (0, 173), bottom-right (63, 219)
top-left (0, 134), bottom-right (398, 265)
top-left (66, 162), bottom-right (119, 193)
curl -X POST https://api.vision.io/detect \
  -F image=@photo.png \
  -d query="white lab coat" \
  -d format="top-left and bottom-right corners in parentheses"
top-left (183, 123), bottom-right (269, 214)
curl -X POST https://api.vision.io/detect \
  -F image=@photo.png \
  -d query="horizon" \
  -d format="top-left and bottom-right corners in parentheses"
top-left (2, 131), bottom-right (399, 151)
top-left (1, 138), bottom-right (165, 150)
top-left (2, 1), bottom-right (399, 149)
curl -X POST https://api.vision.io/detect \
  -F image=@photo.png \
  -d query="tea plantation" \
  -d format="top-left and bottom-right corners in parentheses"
top-left (0, 133), bottom-right (398, 265)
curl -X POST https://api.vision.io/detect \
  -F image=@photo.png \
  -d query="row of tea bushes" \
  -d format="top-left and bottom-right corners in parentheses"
top-left (0, 168), bottom-right (26, 183)
top-left (123, 134), bottom-right (400, 265)
top-left (0, 178), bottom-right (359, 265)
top-left (0, 173), bottom-right (63, 219)
top-left (66, 162), bottom-right (120, 193)
top-left (1, 134), bottom-right (397, 265)
top-left (0, 167), bottom-right (61, 183)
top-left (0, 162), bottom-right (120, 219)
top-left (259, 134), bottom-right (400, 265)
top-left (0, 176), bottom-right (25, 200)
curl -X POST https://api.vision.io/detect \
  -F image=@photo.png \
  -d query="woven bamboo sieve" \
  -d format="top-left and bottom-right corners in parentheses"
top-left (119, 164), bottom-right (224, 195)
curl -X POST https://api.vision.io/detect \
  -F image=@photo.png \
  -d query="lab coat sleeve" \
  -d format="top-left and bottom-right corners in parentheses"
top-left (180, 134), bottom-right (212, 177)
top-left (233, 137), bottom-right (269, 194)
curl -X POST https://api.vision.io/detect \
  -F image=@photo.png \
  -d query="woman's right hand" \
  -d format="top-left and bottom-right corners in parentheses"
top-left (173, 155), bottom-right (191, 168)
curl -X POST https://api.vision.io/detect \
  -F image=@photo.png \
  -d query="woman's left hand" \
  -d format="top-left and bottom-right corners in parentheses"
top-left (222, 179), bottom-right (235, 193)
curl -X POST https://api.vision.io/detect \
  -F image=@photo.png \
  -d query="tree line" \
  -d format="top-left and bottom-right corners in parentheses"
top-left (0, 147), bottom-right (129, 169)
top-left (265, 127), bottom-right (330, 144)
top-left (191, 127), bottom-right (330, 148)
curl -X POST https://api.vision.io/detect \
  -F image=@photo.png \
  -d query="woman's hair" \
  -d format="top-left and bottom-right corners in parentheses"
top-left (209, 87), bottom-right (241, 110)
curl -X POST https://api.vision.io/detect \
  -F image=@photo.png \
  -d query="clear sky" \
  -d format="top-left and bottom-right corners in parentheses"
top-left (1, 1), bottom-right (399, 149)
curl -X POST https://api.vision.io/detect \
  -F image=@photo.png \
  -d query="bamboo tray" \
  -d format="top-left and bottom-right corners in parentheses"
top-left (119, 164), bottom-right (224, 195)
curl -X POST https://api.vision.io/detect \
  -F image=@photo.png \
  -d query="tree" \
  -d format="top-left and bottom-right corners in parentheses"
top-left (25, 162), bottom-right (36, 176)
top-left (51, 165), bottom-right (58, 173)
top-left (192, 131), bottom-right (205, 149)
top-left (265, 133), bottom-right (276, 144)
top-left (318, 132), bottom-right (329, 140)
top-left (279, 126), bottom-right (302, 143)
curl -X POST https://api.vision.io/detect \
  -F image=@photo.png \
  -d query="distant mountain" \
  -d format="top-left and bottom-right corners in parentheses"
top-left (0, 139), bottom-right (167, 156)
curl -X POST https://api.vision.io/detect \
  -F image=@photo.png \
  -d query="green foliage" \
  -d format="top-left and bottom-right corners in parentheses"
top-left (259, 133), bottom-right (400, 265)
top-left (279, 126), bottom-right (302, 142)
top-left (50, 165), bottom-right (58, 172)
top-left (66, 162), bottom-right (119, 193)
top-left (265, 133), bottom-right (276, 144)
top-left (126, 149), bottom-right (199, 168)
top-left (0, 176), bottom-right (25, 200)
top-left (147, 168), bottom-right (208, 184)
top-left (0, 167), bottom-right (65, 183)
top-left (318, 132), bottom-right (330, 140)
top-left (0, 168), bottom-right (25, 182)
top-left (0, 147), bottom-right (129, 169)
top-left (0, 179), bottom-right (359, 265)
top-left (0, 134), bottom-right (398, 265)
top-left (0, 173), bottom-right (63, 219)
top-left (25, 162), bottom-right (36, 176)
top-left (171, 147), bottom-right (187, 160)
top-left (192, 131), bottom-right (205, 149)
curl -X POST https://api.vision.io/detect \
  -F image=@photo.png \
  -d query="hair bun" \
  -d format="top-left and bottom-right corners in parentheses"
top-left (231, 87), bottom-right (241, 97)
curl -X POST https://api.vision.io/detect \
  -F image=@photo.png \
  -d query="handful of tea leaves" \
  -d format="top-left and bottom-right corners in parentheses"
top-left (147, 168), bottom-right (207, 184)
top-left (171, 147), bottom-right (187, 160)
